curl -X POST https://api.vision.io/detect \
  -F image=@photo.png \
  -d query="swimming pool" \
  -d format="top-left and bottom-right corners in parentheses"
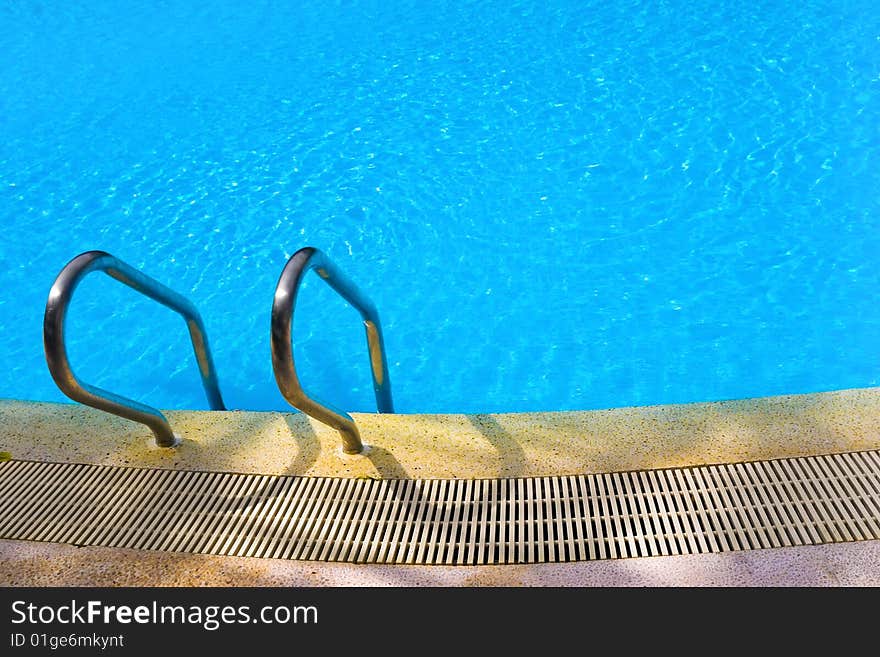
top-left (1, 1), bottom-right (877, 415)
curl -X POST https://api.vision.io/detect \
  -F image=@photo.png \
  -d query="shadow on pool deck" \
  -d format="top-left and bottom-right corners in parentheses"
top-left (467, 413), bottom-right (527, 477)
top-left (281, 413), bottom-right (320, 475)
top-left (363, 444), bottom-right (410, 479)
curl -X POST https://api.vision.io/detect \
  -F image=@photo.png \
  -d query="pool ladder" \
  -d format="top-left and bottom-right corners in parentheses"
top-left (43, 248), bottom-right (392, 454)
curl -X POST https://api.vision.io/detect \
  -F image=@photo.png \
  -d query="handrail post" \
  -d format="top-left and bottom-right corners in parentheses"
top-left (43, 250), bottom-right (226, 447)
top-left (271, 247), bottom-right (393, 454)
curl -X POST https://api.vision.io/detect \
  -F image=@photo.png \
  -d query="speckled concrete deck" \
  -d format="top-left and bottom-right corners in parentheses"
top-left (1, 386), bottom-right (878, 586)
top-left (1, 538), bottom-right (878, 587)
top-left (2, 387), bottom-right (879, 478)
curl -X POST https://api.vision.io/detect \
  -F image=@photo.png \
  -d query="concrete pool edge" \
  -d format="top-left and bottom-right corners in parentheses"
top-left (1, 386), bottom-right (879, 479)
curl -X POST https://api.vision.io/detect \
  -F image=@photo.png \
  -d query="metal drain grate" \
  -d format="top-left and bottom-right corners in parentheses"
top-left (1, 451), bottom-right (878, 565)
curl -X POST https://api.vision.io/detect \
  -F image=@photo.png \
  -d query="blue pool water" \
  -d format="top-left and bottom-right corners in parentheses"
top-left (1, 1), bottom-right (878, 415)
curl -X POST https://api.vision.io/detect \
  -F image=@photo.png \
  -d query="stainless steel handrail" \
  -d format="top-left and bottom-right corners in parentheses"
top-left (271, 247), bottom-right (393, 454)
top-left (43, 250), bottom-right (226, 447)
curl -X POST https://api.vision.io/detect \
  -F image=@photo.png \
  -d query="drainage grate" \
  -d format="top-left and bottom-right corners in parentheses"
top-left (1, 451), bottom-right (878, 565)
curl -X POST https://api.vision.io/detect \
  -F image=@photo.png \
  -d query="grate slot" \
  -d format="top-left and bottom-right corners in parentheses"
top-left (686, 468), bottom-right (734, 552)
top-left (770, 458), bottom-right (832, 543)
top-left (587, 474), bottom-right (609, 559)
top-left (0, 462), bottom-right (59, 524)
top-left (573, 475), bottom-right (594, 560)
top-left (299, 477), bottom-right (353, 561)
top-left (700, 464), bottom-right (742, 551)
top-left (446, 480), bottom-right (467, 564)
top-left (836, 453), bottom-right (880, 530)
top-left (383, 480), bottom-right (416, 564)
top-left (160, 471), bottom-right (225, 553)
top-left (57, 467), bottom-right (137, 545)
top-left (0, 462), bottom-right (69, 537)
top-left (29, 463), bottom-right (107, 544)
top-left (498, 478), bottom-right (511, 564)
top-left (813, 456), bottom-right (877, 538)
top-left (760, 458), bottom-right (818, 544)
top-left (550, 476), bottom-right (570, 562)
top-left (434, 478), bottom-right (455, 563)
top-left (652, 468), bottom-right (686, 555)
top-left (603, 472), bottom-right (639, 557)
top-left (3, 463), bottom-right (88, 538)
top-left (786, 458), bottom-right (853, 542)
top-left (740, 461), bottom-right (794, 547)
top-left (322, 479), bottom-right (360, 558)
top-left (183, 472), bottom-right (248, 554)
top-left (68, 465), bottom-right (139, 546)
top-left (224, 475), bottom-right (286, 557)
top-left (672, 468), bottom-right (710, 553)
top-left (462, 479), bottom-right (479, 564)
top-left (82, 467), bottom-right (155, 547)
top-left (201, 473), bottom-right (265, 555)
top-left (632, 470), bottom-right (663, 555)
top-left (533, 478), bottom-right (546, 563)
top-left (138, 470), bottom-right (202, 552)
top-left (112, 468), bottom-right (174, 548)
top-left (707, 465), bottom-right (752, 549)
top-left (351, 480), bottom-right (388, 563)
top-left (637, 470), bottom-right (669, 555)
top-left (344, 479), bottom-right (382, 562)
top-left (567, 477), bottom-right (582, 560)
top-left (726, 463), bottom-right (773, 549)
top-left (241, 476), bottom-right (297, 559)
top-left (267, 476), bottom-right (322, 560)
top-left (401, 479), bottom-right (428, 564)
top-left (409, 479), bottom-right (437, 564)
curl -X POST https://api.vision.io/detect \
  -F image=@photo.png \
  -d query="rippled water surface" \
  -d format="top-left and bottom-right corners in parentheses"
top-left (1, 1), bottom-right (878, 413)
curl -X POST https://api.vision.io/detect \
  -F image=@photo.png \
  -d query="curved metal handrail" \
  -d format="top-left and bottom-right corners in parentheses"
top-left (271, 247), bottom-right (393, 454)
top-left (43, 250), bottom-right (226, 447)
